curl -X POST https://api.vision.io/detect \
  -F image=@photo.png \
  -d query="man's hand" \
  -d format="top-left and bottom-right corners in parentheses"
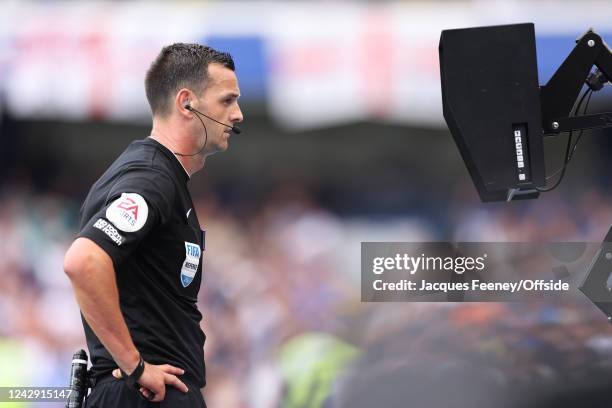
top-left (112, 362), bottom-right (188, 402)
top-left (65, 238), bottom-right (188, 402)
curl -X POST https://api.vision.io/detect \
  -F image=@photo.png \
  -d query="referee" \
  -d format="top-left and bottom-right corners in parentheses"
top-left (64, 43), bottom-right (243, 407)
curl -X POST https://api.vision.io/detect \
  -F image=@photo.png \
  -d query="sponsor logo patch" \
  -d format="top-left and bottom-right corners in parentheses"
top-left (93, 218), bottom-right (124, 246)
top-left (181, 242), bottom-right (201, 287)
top-left (106, 193), bottom-right (148, 232)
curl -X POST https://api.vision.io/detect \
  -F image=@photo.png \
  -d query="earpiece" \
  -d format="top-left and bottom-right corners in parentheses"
top-left (182, 102), bottom-right (242, 135)
top-left (174, 99), bottom-right (242, 157)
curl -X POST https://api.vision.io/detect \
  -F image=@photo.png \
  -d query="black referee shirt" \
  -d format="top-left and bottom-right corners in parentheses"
top-left (77, 137), bottom-right (206, 388)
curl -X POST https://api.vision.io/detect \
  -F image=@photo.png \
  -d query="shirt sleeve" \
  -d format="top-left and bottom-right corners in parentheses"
top-left (77, 168), bottom-right (175, 266)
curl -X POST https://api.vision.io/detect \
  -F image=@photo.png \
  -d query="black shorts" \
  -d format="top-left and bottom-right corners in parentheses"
top-left (84, 376), bottom-right (206, 408)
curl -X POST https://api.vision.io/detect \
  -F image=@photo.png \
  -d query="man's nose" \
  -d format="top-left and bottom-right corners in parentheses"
top-left (231, 105), bottom-right (244, 123)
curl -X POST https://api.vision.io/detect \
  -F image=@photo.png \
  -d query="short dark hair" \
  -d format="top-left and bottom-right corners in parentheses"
top-left (145, 43), bottom-right (235, 117)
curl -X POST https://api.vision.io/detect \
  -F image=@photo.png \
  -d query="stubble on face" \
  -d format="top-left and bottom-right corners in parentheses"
top-left (199, 63), bottom-right (241, 154)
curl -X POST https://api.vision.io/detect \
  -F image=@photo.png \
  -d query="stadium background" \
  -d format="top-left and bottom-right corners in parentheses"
top-left (0, 1), bottom-right (611, 407)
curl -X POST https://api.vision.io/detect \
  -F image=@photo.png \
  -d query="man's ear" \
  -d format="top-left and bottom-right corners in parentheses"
top-left (176, 88), bottom-right (193, 115)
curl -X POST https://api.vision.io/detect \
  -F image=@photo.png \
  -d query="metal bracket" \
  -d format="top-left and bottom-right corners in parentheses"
top-left (541, 29), bottom-right (612, 135)
top-left (579, 228), bottom-right (612, 321)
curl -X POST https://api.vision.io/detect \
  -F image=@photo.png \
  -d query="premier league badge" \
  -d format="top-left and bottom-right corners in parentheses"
top-left (181, 242), bottom-right (201, 287)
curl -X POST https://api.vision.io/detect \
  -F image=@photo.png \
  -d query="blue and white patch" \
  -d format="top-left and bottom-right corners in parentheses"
top-left (180, 242), bottom-right (201, 287)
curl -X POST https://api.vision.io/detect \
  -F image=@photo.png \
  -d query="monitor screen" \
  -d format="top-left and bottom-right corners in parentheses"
top-left (439, 23), bottom-right (546, 202)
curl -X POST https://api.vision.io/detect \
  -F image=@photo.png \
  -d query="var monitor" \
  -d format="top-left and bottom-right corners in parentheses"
top-left (440, 23), bottom-right (611, 202)
top-left (439, 23), bottom-right (545, 202)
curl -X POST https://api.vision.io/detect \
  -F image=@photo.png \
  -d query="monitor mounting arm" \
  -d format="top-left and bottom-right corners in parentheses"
top-left (540, 29), bottom-right (612, 135)
top-left (540, 31), bottom-right (612, 321)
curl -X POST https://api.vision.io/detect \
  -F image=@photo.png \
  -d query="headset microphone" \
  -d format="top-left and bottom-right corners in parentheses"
top-left (174, 102), bottom-right (242, 157)
top-left (184, 103), bottom-right (242, 134)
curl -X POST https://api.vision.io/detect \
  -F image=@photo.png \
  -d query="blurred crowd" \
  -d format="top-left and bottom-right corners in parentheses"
top-left (1, 181), bottom-right (612, 407)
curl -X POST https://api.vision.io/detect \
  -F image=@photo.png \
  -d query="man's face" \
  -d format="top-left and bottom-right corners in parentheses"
top-left (196, 63), bottom-right (243, 153)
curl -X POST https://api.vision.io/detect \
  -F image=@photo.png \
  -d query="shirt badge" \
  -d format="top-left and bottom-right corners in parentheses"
top-left (181, 242), bottom-right (201, 287)
top-left (106, 193), bottom-right (148, 232)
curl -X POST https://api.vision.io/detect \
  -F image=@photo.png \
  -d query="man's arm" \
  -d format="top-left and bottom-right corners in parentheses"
top-left (64, 237), bottom-right (188, 401)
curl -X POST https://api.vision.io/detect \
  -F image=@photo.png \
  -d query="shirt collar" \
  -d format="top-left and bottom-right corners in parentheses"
top-left (174, 155), bottom-right (192, 180)
top-left (146, 137), bottom-right (190, 182)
